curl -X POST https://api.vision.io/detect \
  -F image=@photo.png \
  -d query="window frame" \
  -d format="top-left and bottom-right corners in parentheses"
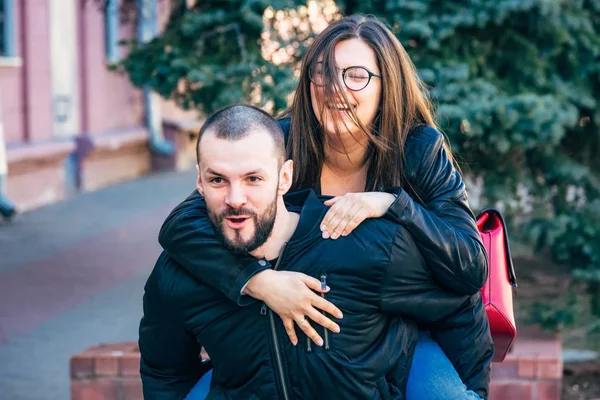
top-left (105, 0), bottom-right (120, 63)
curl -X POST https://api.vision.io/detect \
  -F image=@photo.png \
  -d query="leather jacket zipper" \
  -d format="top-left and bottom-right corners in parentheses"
top-left (259, 244), bottom-right (291, 400)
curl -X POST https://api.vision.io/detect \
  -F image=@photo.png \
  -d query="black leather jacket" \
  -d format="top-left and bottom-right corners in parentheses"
top-left (155, 122), bottom-right (493, 397)
top-left (140, 191), bottom-right (493, 399)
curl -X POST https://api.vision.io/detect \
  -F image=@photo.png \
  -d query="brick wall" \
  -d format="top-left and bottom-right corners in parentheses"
top-left (71, 330), bottom-right (563, 400)
top-left (71, 343), bottom-right (142, 400)
top-left (490, 329), bottom-right (563, 400)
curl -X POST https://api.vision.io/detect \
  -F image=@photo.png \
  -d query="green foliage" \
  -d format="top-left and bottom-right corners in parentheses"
top-left (108, 0), bottom-right (600, 325)
top-left (528, 285), bottom-right (579, 332)
top-left (113, 0), bottom-right (315, 113)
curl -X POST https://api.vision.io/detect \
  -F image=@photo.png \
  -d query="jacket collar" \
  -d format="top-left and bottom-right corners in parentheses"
top-left (283, 189), bottom-right (327, 243)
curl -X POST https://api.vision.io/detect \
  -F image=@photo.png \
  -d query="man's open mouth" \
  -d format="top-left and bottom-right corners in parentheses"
top-left (224, 216), bottom-right (251, 229)
top-left (228, 217), bottom-right (248, 223)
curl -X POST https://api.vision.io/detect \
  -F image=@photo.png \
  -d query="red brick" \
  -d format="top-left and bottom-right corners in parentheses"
top-left (71, 379), bottom-right (120, 400)
top-left (120, 353), bottom-right (141, 377)
top-left (534, 380), bottom-right (561, 400)
top-left (70, 354), bottom-right (94, 379)
top-left (536, 358), bottom-right (562, 379)
top-left (94, 354), bottom-right (120, 377)
top-left (489, 381), bottom-right (533, 400)
top-left (517, 358), bottom-right (537, 378)
top-left (122, 379), bottom-right (144, 400)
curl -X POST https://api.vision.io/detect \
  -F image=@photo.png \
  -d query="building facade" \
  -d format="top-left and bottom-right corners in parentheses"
top-left (0, 0), bottom-right (197, 212)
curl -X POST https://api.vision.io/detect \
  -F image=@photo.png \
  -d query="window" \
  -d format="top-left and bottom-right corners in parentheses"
top-left (0, 0), bottom-right (6, 56)
top-left (1, 0), bottom-right (16, 57)
top-left (105, 0), bottom-right (119, 62)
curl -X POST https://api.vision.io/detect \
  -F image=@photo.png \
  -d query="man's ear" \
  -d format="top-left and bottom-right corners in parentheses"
top-left (278, 159), bottom-right (294, 195)
top-left (196, 165), bottom-right (204, 196)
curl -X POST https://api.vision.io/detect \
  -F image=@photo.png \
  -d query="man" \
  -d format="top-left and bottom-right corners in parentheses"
top-left (139, 105), bottom-right (492, 399)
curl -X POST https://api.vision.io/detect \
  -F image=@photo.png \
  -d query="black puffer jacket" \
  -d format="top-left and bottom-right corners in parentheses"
top-left (140, 190), bottom-right (493, 400)
top-left (156, 122), bottom-right (493, 395)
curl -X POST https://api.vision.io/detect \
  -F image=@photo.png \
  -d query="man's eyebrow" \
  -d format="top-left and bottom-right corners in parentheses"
top-left (243, 169), bottom-right (267, 176)
top-left (205, 168), bottom-right (224, 176)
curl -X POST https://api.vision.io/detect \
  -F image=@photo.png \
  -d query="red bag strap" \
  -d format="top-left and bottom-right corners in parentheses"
top-left (477, 208), bottom-right (518, 289)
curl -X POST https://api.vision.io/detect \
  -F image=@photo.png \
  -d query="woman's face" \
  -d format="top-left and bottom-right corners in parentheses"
top-left (310, 38), bottom-right (382, 142)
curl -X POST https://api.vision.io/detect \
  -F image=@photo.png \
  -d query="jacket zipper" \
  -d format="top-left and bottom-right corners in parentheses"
top-left (320, 274), bottom-right (330, 350)
top-left (259, 244), bottom-right (291, 400)
top-left (307, 274), bottom-right (330, 352)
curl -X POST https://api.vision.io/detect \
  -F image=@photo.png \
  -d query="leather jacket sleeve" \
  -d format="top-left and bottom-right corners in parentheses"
top-left (139, 253), bottom-right (211, 399)
top-left (384, 126), bottom-right (488, 295)
top-left (380, 227), bottom-right (493, 399)
top-left (158, 191), bottom-right (270, 306)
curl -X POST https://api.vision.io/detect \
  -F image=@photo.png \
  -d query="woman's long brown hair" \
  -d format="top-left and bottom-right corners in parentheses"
top-left (283, 15), bottom-right (454, 195)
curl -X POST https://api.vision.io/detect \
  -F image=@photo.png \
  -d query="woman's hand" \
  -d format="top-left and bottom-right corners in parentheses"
top-left (321, 192), bottom-right (396, 239)
top-left (244, 270), bottom-right (343, 346)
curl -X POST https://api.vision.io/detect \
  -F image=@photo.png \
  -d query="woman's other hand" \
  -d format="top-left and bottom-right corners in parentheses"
top-left (321, 192), bottom-right (396, 239)
top-left (244, 270), bottom-right (343, 346)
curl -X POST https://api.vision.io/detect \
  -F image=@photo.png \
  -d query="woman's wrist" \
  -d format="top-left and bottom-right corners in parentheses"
top-left (243, 269), bottom-right (275, 301)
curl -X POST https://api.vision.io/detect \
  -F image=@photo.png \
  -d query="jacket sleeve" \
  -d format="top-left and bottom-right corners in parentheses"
top-left (384, 126), bottom-right (487, 295)
top-left (379, 226), bottom-right (472, 324)
top-left (158, 190), bottom-right (270, 305)
top-left (380, 230), bottom-right (494, 398)
top-left (139, 253), bottom-right (212, 399)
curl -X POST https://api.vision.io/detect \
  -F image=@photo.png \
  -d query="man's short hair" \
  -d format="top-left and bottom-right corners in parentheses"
top-left (196, 104), bottom-right (286, 167)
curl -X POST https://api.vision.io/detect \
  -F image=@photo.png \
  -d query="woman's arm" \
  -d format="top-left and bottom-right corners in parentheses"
top-left (384, 126), bottom-right (487, 295)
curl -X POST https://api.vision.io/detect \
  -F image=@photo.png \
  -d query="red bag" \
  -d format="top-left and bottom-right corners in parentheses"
top-left (476, 209), bottom-right (518, 362)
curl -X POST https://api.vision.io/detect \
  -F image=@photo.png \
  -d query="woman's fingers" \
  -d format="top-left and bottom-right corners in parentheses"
top-left (323, 196), bottom-right (342, 206)
top-left (299, 274), bottom-right (330, 293)
top-left (295, 316), bottom-right (323, 346)
top-left (310, 290), bottom-right (343, 319)
top-left (321, 198), bottom-right (353, 238)
top-left (331, 202), bottom-right (364, 239)
top-left (283, 317), bottom-right (298, 346)
top-left (272, 273), bottom-right (344, 346)
top-left (306, 304), bottom-right (341, 333)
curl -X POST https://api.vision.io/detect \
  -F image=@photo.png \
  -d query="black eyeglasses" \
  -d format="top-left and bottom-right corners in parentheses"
top-left (309, 63), bottom-right (381, 91)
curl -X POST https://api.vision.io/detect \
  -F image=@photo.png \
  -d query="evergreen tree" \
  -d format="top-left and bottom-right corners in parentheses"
top-left (107, 0), bottom-right (600, 325)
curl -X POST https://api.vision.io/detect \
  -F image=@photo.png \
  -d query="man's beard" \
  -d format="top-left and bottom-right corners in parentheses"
top-left (208, 196), bottom-right (277, 254)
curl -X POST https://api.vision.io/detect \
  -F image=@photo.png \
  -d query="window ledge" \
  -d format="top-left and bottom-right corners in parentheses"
top-left (0, 57), bottom-right (23, 68)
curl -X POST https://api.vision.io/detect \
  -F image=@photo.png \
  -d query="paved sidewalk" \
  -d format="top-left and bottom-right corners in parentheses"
top-left (0, 169), bottom-right (198, 400)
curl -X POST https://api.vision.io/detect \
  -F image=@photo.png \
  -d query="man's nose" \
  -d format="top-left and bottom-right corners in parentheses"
top-left (225, 184), bottom-right (247, 209)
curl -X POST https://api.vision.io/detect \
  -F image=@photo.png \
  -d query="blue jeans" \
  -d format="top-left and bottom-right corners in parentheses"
top-left (185, 331), bottom-right (481, 399)
top-left (406, 331), bottom-right (481, 400)
top-left (185, 369), bottom-right (212, 400)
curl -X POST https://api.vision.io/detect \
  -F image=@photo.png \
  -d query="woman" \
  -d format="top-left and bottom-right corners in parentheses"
top-left (161, 15), bottom-right (491, 399)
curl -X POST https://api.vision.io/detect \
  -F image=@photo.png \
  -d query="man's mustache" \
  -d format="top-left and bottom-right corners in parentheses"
top-left (218, 208), bottom-right (257, 219)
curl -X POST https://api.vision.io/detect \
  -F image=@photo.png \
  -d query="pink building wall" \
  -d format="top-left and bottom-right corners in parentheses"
top-left (78, 4), bottom-right (144, 135)
top-left (0, 0), bottom-right (25, 145)
top-left (0, 1), bottom-right (198, 211)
